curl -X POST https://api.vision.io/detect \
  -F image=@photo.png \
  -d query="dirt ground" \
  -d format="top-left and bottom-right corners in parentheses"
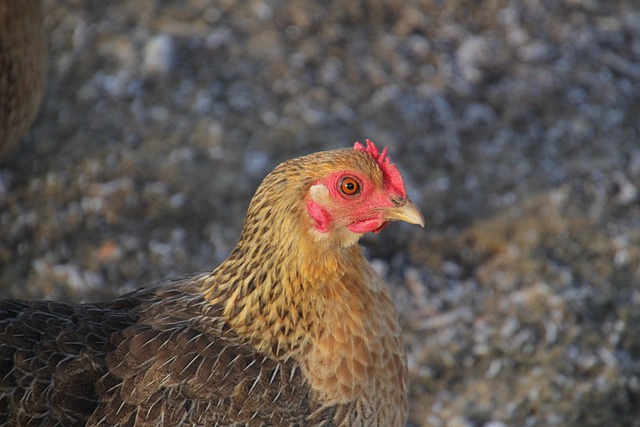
top-left (1, 1), bottom-right (640, 426)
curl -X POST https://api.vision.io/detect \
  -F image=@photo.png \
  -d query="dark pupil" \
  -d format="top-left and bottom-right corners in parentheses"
top-left (345, 182), bottom-right (354, 190)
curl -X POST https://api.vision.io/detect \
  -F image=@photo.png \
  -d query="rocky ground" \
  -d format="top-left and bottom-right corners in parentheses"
top-left (2, 0), bottom-right (640, 425)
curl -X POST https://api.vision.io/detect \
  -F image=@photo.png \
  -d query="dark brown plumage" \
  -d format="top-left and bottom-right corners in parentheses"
top-left (0, 278), bottom-right (335, 426)
top-left (0, 143), bottom-right (424, 426)
top-left (0, 0), bottom-right (47, 162)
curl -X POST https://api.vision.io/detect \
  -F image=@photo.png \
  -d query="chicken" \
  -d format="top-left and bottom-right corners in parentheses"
top-left (0, 0), bottom-right (47, 162)
top-left (0, 140), bottom-right (424, 426)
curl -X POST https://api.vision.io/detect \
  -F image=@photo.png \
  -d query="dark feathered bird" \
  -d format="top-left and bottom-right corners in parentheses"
top-left (0, 141), bottom-right (424, 426)
top-left (0, 0), bottom-right (47, 162)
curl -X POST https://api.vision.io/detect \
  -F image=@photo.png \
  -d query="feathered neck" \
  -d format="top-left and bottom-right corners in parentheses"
top-left (202, 153), bottom-right (369, 359)
top-left (200, 148), bottom-right (408, 423)
top-left (202, 216), bottom-right (367, 360)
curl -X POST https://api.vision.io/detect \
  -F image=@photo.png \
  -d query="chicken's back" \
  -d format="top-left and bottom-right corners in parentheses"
top-left (0, 296), bottom-right (137, 426)
top-left (0, 275), bottom-right (336, 427)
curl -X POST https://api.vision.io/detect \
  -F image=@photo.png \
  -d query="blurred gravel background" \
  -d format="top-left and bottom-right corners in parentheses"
top-left (2, 0), bottom-right (640, 426)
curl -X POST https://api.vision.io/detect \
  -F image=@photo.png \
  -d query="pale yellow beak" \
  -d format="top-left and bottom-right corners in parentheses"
top-left (382, 198), bottom-right (425, 227)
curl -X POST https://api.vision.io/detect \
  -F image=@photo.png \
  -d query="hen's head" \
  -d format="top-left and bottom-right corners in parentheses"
top-left (306, 140), bottom-right (423, 240)
top-left (245, 140), bottom-right (424, 249)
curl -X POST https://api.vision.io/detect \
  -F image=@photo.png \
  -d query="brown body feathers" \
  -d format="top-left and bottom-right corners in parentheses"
top-left (0, 144), bottom-right (424, 426)
top-left (0, 0), bottom-right (47, 162)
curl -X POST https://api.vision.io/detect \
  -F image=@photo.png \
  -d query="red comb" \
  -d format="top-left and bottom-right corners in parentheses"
top-left (354, 139), bottom-right (407, 196)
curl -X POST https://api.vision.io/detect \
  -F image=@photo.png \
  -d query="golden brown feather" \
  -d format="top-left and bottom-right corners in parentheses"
top-left (0, 144), bottom-right (423, 426)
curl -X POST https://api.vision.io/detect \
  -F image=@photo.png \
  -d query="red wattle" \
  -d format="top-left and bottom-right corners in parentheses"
top-left (347, 218), bottom-right (386, 234)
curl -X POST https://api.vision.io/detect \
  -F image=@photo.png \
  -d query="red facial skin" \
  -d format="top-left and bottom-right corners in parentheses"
top-left (305, 141), bottom-right (410, 236)
top-left (306, 170), bottom-right (405, 235)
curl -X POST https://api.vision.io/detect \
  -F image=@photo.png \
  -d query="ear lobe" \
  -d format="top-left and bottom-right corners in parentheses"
top-left (307, 184), bottom-right (332, 233)
top-left (309, 183), bottom-right (330, 204)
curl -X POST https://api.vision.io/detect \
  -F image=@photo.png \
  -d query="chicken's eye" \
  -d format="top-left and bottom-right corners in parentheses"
top-left (340, 177), bottom-right (360, 196)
